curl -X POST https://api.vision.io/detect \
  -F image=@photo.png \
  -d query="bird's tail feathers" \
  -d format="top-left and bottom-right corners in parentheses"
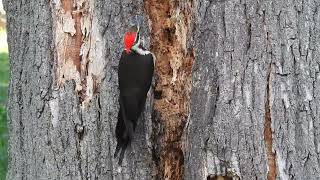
top-left (114, 95), bottom-right (140, 166)
top-left (119, 97), bottom-right (135, 141)
top-left (114, 139), bottom-right (130, 165)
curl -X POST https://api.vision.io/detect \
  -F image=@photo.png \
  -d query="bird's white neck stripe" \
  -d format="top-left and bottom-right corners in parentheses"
top-left (131, 35), bottom-right (150, 55)
top-left (132, 46), bottom-right (150, 55)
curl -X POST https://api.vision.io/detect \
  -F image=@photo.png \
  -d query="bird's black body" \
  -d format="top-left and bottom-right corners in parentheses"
top-left (114, 50), bottom-right (154, 165)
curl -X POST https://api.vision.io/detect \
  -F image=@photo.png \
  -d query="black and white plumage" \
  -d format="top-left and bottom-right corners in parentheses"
top-left (114, 26), bottom-right (155, 165)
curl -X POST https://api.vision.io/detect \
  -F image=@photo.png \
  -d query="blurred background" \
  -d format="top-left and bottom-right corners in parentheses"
top-left (0, 0), bottom-right (8, 179)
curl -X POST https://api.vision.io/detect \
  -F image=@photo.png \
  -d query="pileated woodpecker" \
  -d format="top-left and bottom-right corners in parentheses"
top-left (114, 25), bottom-right (155, 165)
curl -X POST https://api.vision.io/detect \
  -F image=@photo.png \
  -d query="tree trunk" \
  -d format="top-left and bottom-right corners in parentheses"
top-left (4, 0), bottom-right (155, 179)
top-left (185, 0), bottom-right (320, 180)
top-left (4, 0), bottom-right (320, 180)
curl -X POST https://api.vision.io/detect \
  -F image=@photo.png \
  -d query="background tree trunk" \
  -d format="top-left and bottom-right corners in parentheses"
top-left (3, 0), bottom-right (320, 180)
top-left (185, 0), bottom-right (320, 180)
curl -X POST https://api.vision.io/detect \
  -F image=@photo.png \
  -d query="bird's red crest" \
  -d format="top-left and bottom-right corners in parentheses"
top-left (124, 32), bottom-right (136, 54)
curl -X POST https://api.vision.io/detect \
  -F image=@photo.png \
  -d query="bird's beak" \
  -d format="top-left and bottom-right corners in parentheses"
top-left (129, 15), bottom-right (143, 30)
top-left (129, 15), bottom-right (143, 45)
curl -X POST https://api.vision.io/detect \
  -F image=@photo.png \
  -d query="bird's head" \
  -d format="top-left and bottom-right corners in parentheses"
top-left (124, 15), bottom-right (144, 54)
top-left (124, 25), bottom-right (140, 54)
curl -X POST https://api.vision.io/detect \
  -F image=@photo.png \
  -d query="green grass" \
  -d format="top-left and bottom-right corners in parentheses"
top-left (0, 52), bottom-right (9, 106)
top-left (0, 106), bottom-right (7, 180)
top-left (0, 27), bottom-right (8, 180)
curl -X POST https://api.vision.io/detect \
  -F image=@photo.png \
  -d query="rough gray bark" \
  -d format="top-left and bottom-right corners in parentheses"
top-left (185, 0), bottom-right (320, 180)
top-left (4, 0), bottom-right (320, 180)
top-left (4, 0), bottom-right (155, 179)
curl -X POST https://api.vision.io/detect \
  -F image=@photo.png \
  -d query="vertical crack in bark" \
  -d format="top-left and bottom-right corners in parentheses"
top-left (207, 175), bottom-right (234, 180)
top-left (144, 0), bottom-right (194, 179)
top-left (76, 124), bottom-right (84, 179)
top-left (264, 64), bottom-right (277, 180)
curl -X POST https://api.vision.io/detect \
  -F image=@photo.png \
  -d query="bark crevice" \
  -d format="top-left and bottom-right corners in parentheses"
top-left (264, 64), bottom-right (277, 180)
top-left (144, 0), bottom-right (194, 179)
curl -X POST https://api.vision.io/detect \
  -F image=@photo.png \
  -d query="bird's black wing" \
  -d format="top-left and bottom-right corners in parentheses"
top-left (114, 51), bottom-right (154, 165)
